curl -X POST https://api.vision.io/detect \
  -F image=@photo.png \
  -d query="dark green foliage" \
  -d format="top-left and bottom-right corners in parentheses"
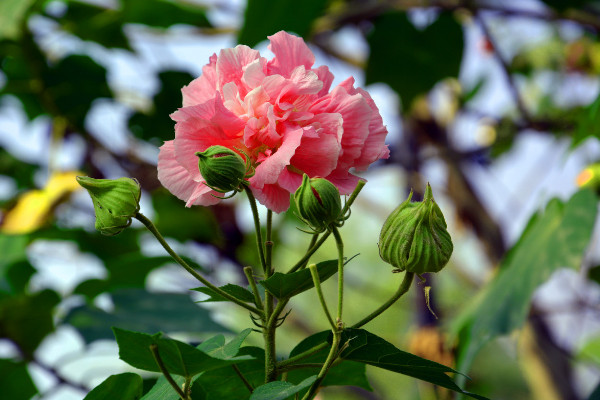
top-left (128, 71), bottom-right (196, 144)
top-left (0, 289), bottom-right (60, 357)
top-left (338, 329), bottom-right (488, 400)
top-left (287, 331), bottom-right (372, 391)
top-left (260, 257), bottom-right (357, 299)
top-left (366, 12), bottom-right (463, 109)
top-left (238, 0), bottom-right (328, 47)
top-left (193, 284), bottom-right (256, 303)
top-left (113, 328), bottom-right (252, 377)
top-left (65, 289), bottom-right (228, 343)
top-left (0, 359), bottom-right (38, 400)
top-left (84, 373), bottom-right (143, 400)
top-left (249, 376), bottom-right (317, 400)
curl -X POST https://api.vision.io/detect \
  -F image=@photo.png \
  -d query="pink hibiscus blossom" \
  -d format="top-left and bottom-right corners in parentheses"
top-left (158, 31), bottom-right (389, 213)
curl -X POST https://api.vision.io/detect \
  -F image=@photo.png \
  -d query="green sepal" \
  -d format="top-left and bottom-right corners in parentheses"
top-left (196, 145), bottom-right (247, 193)
top-left (76, 176), bottom-right (141, 236)
top-left (378, 183), bottom-right (453, 274)
top-left (294, 174), bottom-right (342, 231)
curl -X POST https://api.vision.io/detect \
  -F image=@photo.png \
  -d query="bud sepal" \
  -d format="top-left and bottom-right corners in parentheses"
top-left (195, 146), bottom-right (254, 197)
top-left (294, 174), bottom-right (345, 233)
top-left (76, 176), bottom-right (141, 236)
top-left (378, 183), bottom-right (453, 274)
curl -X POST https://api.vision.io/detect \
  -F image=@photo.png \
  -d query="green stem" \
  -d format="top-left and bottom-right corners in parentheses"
top-left (300, 330), bottom-right (341, 400)
top-left (135, 213), bottom-right (262, 316)
top-left (351, 272), bottom-right (414, 329)
top-left (277, 272), bottom-right (414, 370)
top-left (150, 344), bottom-right (188, 400)
top-left (266, 210), bottom-right (273, 274)
top-left (288, 180), bottom-right (366, 274)
top-left (287, 232), bottom-right (331, 273)
top-left (331, 226), bottom-right (344, 325)
top-left (244, 186), bottom-right (267, 274)
top-left (299, 233), bottom-right (319, 270)
top-left (183, 377), bottom-right (192, 399)
top-left (309, 264), bottom-right (335, 330)
top-left (243, 266), bottom-right (263, 310)
top-left (232, 364), bottom-right (254, 393)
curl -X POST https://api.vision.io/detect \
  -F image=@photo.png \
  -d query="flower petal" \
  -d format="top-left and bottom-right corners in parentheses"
top-left (267, 31), bottom-right (315, 78)
top-left (217, 45), bottom-right (262, 97)
top-left (157, 141), bottom-right (220, 207)
top-left (250, 182), bottom-right (291, 213)
top-left (182, 54), bottom-right (218, 107)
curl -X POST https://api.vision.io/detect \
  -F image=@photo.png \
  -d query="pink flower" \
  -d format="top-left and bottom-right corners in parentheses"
top-left (158, 31), bottom-right (389, 212)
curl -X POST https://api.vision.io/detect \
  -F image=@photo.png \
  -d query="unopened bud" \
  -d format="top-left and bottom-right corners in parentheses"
top-left (76, 176), bottom-right (141, 236)
top-left (196, 146), bottom-right (247, 193)
top-left (378, 184), bottom-right (453, 274)
top-left (294, 174), bottom-right (342, 231)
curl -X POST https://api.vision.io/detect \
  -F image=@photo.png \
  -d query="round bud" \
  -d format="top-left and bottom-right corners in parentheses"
top-left (76, 176), bottom-right (141, 236)
top-left (196, 146), bottom-right (247, 193)
top-left (378, 184), bottom-right (453, 274)
top-left (294, 174), bottom-right (342, 231)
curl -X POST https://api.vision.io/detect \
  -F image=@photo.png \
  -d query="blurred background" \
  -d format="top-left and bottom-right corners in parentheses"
top-left (1, 0), bottom-right (600, 399)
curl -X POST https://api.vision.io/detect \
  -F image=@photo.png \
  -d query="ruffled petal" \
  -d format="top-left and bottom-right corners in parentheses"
top-left (157, 141), bottom-right (221, 207)
top-left (290, 116), bottom-right (342, 177)
top-left (217, 45), bottom-right (262, 97)
top-left (267, 31), bottom-right (315, 78)
top-left (249, 127), bottom-right (304, 189)
top-left (182, 54), bottom-right (218, 107)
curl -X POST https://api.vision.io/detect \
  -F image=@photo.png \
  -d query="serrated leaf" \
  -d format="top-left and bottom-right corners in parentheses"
top-left (197, 329), bottom-right (252, 359)
top-left (238, 0), bottom-right (327, 47)
top-left (192, 284), bottom-right (255, 304)
top-left (84, 373), bottom-right (143, 400)
top-left (141, 375), bottom-right (184, 400)
top-left (366, 12), bottom-right (463, 108)
top-left (454, 189), bottom-right (598, 376)
top-left (249, 376), bottom-right (317, 400)
top-left (259, 255), bottom-right (357, 299)
top-left (338, 329), bottom-right (488, 400)
top-left (65, 289), bottom-right (227, 343)
top-left (287, 331), bottom-right (371, 391)
top-left (113, 328), bottom-right (253, 378)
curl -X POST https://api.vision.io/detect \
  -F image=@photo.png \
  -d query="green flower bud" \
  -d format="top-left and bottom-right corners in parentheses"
top-left (76, 176), bottom-right (141, 236)
top-left (196, 146), bottom-right (247, 193)
top-left (378, 184), bottom-right (453, 274)
top-left (294, 174), bottom-right (342, 231)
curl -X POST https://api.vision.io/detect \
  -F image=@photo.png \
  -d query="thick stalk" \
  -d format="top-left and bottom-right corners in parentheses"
top-left (150, 344), bottom-right (188, 400)
top-left (262, 208), bottom-right (277, 382)
top-left (244, 186), bottom-right (267, 274)
top-left (331, 226), bottom-right (344, 324)
top-left (309, 264), bottom-right (336, 330)
top-left (351, 272), bottom-right (414, 328)
top-left (300, 330), bottom-right (341, 400)
top-left (135, 213), bottom-right (262, 315)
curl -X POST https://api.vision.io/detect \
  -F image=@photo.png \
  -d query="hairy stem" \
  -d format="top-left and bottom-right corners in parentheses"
top-left (135, 213), bottom-right (262, 315)
top-left (309, 263), bottom-right (336, 330)
top-left (244, 266), bottom-right (264, 310)
top-left (244, 186), bottom-right (267, 274)
top-left (331, 226), bottom-right (344, 325)
top-left (150, 344), bottom-right (188, 400)
top-left (300, 330), bottom-right (341, 400)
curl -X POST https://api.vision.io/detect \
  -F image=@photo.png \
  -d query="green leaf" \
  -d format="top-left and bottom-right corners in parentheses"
top-left (129, 71), bottom-right (196, 144)
top-left (573, 92), bottom-right (600, 148)
top-left (338, 329), bottom-right (488, 400)
top-left (0, 234), bottom-right (28, 294)
top-left (43, 54), bottom-right (112, 130)
top-left (190, 346), bottom-right (265, 400)
top-left (0, 0), bottom-right (36, 40)
top-left (113, 328), bottom-right (253, 378)
top-left (65, 289), bottom-right (227, 343)
top-left (53, 1), bottom-right (131, 50)
top-left (260, 256), bottom-right (357, 299)
top-left (578, 334), bottom-right (600, 365)
top-left (238, 0), bottom-right (328, 47)
top-left (122, 0), bottom-right (211, 28)
top-left (366, 12), bottom-right (464, 109)
top-left (454, 189), bottom-right (598, 376)
top-left (0, 289), bottom-right (60, 357)
top-left (84, 373), bottom-right (143, 400)
top-left (249, 376), bottom-right (317, 400)
top-left (142, 375), bottom-right (185, 400)
top-left (192, 284), bottom-right (255, 304)
top-left (0, 359), bottom-right (37, 400)
top-left (286, 331), bottom-right (371, 391)
top-left (197, 329), bottom-right (252, 359)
